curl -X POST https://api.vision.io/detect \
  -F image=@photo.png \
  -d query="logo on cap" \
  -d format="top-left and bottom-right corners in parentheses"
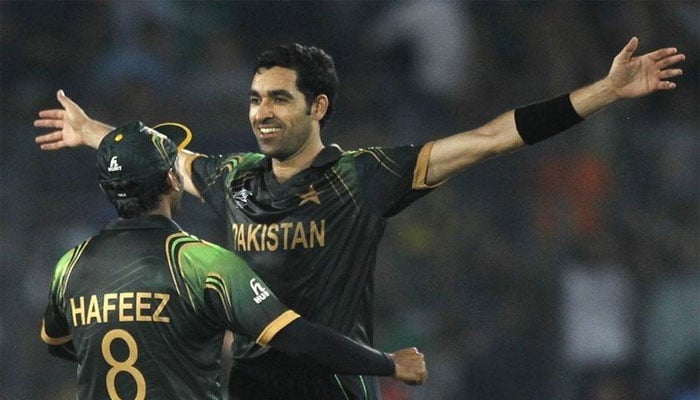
top-left (107, 156), bottom-right (122, 172)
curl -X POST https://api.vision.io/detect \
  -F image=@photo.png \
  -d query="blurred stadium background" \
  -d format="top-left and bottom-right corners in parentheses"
top-left (1, 1), bottom-right (698, 399)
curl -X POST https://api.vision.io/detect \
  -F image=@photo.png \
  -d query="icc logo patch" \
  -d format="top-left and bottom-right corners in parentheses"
top-left (233, 189), bottom-right (253, 209)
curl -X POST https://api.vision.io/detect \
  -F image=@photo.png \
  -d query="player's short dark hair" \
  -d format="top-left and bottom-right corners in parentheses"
top-left (255, 43), bottom-right (339, 130)
top-left (101, 174), bottom-right (170, 218)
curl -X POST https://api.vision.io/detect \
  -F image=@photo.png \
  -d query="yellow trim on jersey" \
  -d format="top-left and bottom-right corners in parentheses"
top-left (256, 310), bottom-right (301, 346)
top-left (205, 272), bottom-right (233, 315)
top-left (58, 239), bottom-right (91, 300)
top-left (328, 167), bottom-right (360, 211)
top-left (165, 233), bottom-right (187, 298)
top-left (412, 141), bottom-right (446, 189)
top-left (40, 320), bottom-right (72, 345)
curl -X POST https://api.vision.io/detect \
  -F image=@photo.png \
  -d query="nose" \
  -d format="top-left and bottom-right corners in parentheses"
top-left (253, 99), bottom-right (274, 123)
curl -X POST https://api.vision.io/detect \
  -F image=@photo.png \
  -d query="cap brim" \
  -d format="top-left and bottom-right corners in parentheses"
top-left (153, 122), bottom-right (193, 150)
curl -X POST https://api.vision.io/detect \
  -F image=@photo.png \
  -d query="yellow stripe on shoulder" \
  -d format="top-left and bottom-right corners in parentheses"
top-left (413, 141), bottom-right (447, 189)
top-left (40, 320), bottom-right (72, 345)
top-left (256, 310), bottom-right (301, 346)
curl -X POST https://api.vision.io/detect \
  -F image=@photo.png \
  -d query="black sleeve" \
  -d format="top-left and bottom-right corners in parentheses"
top-left (269, 319), bottom-right (395, 376)
top-left (48, 342), bottom-right (77, 362)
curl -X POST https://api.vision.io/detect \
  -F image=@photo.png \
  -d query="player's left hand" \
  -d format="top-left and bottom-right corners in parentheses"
top-left (607, 37), bottom-right (685, 99)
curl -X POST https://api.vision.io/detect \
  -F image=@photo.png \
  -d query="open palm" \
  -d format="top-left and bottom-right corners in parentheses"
top-left (608, 37), bottom-right (685, 99)
top-left (34, 90), bottom-right (110, 150)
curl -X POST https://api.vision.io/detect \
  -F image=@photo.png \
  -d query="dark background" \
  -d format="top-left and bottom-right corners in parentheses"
top-left (1, 1), bottom-right (698, 399)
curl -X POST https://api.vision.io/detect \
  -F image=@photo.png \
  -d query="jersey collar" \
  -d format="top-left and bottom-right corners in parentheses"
top-left (260, 144), bottom-right (344, 171)
top-left (311, 144), bottom-right (343, 167)
top-left (105, 214), bottom-right (181, 231)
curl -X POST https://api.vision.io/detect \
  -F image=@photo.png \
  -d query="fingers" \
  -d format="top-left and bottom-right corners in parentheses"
top-left (658, 68), bottom-right (683, 80)
top-left (391, 347), bottom-right (427, 385)
top-left (652, 51), bottom-right (684, 91)
top-left (656, 80), bottom-right (678, 91)
top-left (56, 89), bottom-right (69, 107)
top-left (35, 131), bottom-right (64, 145)
top-left (38, 141), bottom-right (68, 151)
top-left (34, 108), bottom-right (67, 151)
top-left (616, 36), bottom-right (638, 62)
top-left (35, 133), bottom-right (68, 150)
top-left (34, 116), bottom-right (65, 129)
top-left (56, 89), bottom-right (80, 112)
top-left (655, 52), bottom-right (686, 69)
top-left (56, 89), bottom-right (68, 105)
top-left (37, 109), bottom-right (65, 119)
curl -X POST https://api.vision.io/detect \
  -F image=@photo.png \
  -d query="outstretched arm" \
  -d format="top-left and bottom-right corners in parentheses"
top-left (270, 318), bottom-right (428, 385)
top-left (34, 90), bottom-right (202, 198)
top-left (425, 37), bottom-right (685, 185)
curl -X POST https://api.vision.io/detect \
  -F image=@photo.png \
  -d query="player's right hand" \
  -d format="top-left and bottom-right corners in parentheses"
top-left (389, 347), bottom-right (427, 385)
top-left (34, 90), bottom-right (111, 150)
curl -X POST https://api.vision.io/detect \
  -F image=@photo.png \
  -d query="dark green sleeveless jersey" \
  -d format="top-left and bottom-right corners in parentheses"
top-left (190, 143), bottom-right (438, 399)
top-left (41, 215), bottom-right (299, 400)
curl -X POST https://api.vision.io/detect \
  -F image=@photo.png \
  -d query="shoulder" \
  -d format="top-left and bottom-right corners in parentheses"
top-left (56, 238), bottom-right (91, 270)
top-left (49, 238), bottom-right (92, 292)
top-left (165, 231), bottom-right (246, 269)
top-left (340, 144), bottom-right (425, 173)
top-left (344, 145), bottom-right (423, 161)
top-left (196, 152), bottom-right (265, 170)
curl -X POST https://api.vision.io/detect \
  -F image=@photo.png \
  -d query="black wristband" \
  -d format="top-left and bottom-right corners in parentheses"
top-left (514, 93), bottom-right (584, 145)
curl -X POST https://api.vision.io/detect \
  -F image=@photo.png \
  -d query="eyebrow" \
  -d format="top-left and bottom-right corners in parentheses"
top-left (249, 89), bottom-right (295, 99)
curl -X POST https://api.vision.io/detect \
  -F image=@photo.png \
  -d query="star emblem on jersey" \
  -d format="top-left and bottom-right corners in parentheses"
top-left (233, 188), bottom-right (253, 208)
top-left (298, 185), bottom-right (321, 206)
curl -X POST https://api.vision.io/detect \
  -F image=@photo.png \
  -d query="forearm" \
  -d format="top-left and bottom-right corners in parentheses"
top-left (569, 78), bottom-right (619, 118)
top-left (269, 319), bottom-right (395, 376)
top-left (427, 89), bottom-right (591, 184)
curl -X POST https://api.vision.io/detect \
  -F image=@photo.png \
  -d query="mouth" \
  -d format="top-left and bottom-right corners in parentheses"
top-left (258, 127), bottom-right (282, 139)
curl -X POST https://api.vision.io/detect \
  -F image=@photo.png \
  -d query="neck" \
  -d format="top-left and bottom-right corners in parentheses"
top-left (148, 201), bottom-right (172, 219)
top-left (271, 138), bottom-right (324, 183)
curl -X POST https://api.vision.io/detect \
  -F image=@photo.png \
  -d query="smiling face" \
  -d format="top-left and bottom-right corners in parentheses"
top-left (249, 66), bottom-right (324, 161)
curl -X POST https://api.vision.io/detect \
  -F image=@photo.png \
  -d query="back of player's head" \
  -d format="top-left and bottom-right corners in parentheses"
top-left (255, 43), bottom-right (339, 130)
top-left (96, 121), bottom-right (189, 218)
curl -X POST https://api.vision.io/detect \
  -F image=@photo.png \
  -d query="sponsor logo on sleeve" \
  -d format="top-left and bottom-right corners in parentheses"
top-left (250, 278), bottom-right (270, 304)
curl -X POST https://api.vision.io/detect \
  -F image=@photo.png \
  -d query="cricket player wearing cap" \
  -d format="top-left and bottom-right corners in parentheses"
top-left (40, 121), bottom-right (427, 400)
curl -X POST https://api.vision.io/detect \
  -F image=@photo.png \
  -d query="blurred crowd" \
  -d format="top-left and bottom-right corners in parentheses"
top-left (1, 2), bottom-right (697, 400)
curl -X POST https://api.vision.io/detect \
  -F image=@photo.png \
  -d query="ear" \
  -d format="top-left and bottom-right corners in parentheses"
top-left (165, 169), bottom-right (181, 192)
top-left (311, 95), bottom-right (329, 121)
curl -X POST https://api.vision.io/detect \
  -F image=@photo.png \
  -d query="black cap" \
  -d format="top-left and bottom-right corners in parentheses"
top-left (97, 121), bottom-right (191, 198)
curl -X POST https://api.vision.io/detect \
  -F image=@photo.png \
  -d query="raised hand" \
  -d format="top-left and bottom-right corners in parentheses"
top-left (34, 90), bottom-right (112, 150)
top-left (389, 347), bottom-right (428, 385)
top-left (607, 37), bottom-right (685, 99)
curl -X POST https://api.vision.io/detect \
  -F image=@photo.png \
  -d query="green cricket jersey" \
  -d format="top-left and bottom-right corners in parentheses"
top-left (41, 215), bottom-right (299, 400)
top-left (190, 143), bottom-right (439, 399)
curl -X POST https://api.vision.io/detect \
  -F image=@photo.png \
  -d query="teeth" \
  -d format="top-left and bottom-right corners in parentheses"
top-left (260, 128), bottom-right (281, 134)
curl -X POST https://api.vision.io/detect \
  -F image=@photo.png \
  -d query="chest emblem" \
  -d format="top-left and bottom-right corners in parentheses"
top-left (232, 188), bottom-right (253, 208)
top-left (298, 185), bottom-right (321, 206)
